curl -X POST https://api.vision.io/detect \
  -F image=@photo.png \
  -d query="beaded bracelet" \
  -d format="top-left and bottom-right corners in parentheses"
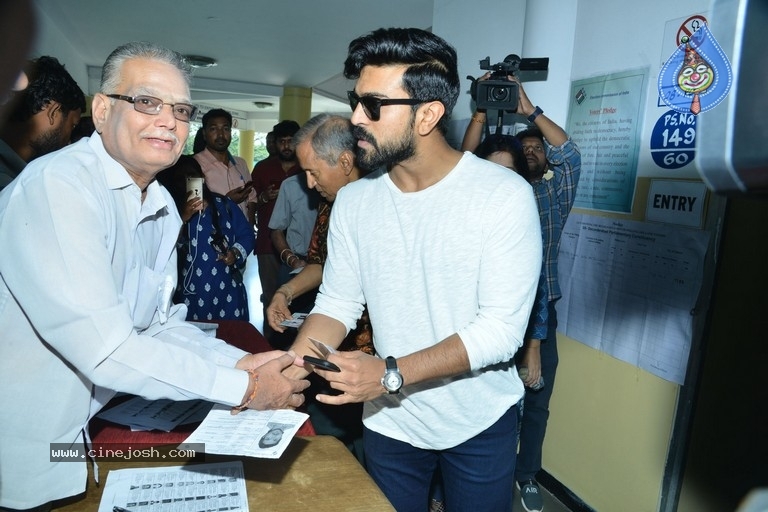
top-left (472, 113), bottom-right (486, 124)
top-left (231, 369), bottom-right (259, 415)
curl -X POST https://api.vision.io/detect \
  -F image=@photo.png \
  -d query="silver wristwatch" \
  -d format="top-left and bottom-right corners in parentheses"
top-left (381, 356), bottom-right (403, 394)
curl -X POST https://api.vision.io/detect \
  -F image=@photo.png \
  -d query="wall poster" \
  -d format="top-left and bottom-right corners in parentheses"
top-left (566, 69), bottom-right (647, 213)
top-left (557, 213), bottom-right (710, 384)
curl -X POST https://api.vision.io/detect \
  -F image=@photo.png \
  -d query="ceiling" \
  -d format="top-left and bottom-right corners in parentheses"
top-left (32, 0), bottom-right (434, 130)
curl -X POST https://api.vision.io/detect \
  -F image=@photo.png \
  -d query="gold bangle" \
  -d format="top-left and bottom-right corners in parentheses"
top-left (280, 248), bottom-right (293, 264)
top-left (231, 369), bottom-right (259, 415)
top-left (472, 114), bottom-right (485, 124)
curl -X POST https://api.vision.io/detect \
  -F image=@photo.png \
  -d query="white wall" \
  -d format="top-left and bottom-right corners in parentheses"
top-left (433, 0), bottom-right (527, 119)
top-left (30, 5), bottom-right (88, 92)
top-left (521, 0), bottom-right (577, 127)
top-left (433, 0), bottom-right (526, 146)
top-left (432, 0), bottom-right (576, 146)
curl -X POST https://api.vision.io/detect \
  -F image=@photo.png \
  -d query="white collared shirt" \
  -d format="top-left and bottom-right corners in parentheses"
top-left (0, 134), bottom-right (248, 509)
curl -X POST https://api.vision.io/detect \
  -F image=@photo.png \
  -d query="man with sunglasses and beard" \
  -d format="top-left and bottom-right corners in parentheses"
top-left (285, 28), bottom-right (542, 511)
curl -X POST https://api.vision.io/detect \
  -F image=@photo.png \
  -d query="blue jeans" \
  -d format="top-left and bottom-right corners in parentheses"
top-left (515, 300), bottom-right (559, 482)
top-left (364, 405), bottom-right (518, 512)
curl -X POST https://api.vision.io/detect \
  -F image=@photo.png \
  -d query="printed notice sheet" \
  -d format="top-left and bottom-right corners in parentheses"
top-left (567, 70), bottom-right (647, 213)
top-left (98, 461), bottom-right (248, 512)
top-left (557, 213), bottom-right (710, 384)
top-left (182, 405), bottom-right (309, 459)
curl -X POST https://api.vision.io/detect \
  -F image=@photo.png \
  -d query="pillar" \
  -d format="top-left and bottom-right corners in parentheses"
top-left (239, 129), bottom-right (255, 168)
top-left (279, 86), bottom-right (312, 126)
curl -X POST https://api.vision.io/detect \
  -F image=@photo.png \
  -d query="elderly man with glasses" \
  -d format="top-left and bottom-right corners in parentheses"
top-left (0, 41), bottom-right (309, 511)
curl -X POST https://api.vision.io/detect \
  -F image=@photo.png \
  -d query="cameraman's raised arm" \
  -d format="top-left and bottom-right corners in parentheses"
top-left (461, 72), bottom-right (492, 152)
top-left (511, 77), bottom-right (568, 146)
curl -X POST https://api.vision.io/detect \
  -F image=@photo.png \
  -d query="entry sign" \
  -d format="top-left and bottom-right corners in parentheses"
top-left (646, 179), bottom-right (707, 228)
top-left (650, 110), bottom-right (696, 170)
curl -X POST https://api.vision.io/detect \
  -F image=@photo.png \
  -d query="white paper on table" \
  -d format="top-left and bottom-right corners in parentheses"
top-left (181, 405), bottom-right (308, 459)
top-left (97, 461), bottom-right (248, 512)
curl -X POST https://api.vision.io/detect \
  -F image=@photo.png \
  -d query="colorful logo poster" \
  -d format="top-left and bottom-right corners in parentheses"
top-left (658, 24), bottom-right (732, 115)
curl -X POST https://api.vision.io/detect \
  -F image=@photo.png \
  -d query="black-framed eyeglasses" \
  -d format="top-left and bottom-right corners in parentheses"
top-left (105, 94), bottom-right (198, 123)
top-left (347, 90), bottom-right (423, 121)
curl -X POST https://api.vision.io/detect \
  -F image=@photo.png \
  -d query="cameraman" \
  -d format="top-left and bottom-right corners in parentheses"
top-left (462, 76), bottom-right (581, 512)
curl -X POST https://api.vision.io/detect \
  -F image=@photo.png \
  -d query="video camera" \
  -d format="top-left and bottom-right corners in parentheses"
top-left (469, 55), bottom-right (523, 112)
top-left (467, 54), bottom-right (549, 130)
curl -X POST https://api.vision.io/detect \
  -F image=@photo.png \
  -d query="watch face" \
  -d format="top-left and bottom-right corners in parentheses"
top-left (383, 371), bottom-right (403, 392)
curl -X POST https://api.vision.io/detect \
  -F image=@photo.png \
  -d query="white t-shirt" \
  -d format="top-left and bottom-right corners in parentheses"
top-left (313, 152), bottom-right (542, 449)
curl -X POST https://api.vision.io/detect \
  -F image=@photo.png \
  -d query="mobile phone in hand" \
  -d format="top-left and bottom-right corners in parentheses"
top-left (186, 177), bottom-right (203, 200)
top-left (303, 355), bottom-right (340, 372)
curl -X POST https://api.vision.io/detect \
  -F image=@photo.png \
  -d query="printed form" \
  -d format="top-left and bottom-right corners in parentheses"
top-left (182, 405), bottom-right (309, 459)
top-left (98, 461), bottom-right (248, 512)
top-left (557, 213), bottom-right (710, 384)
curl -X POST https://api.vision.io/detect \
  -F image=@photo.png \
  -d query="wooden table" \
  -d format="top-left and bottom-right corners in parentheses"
top-left (55, 435), bottom-right (393, 511)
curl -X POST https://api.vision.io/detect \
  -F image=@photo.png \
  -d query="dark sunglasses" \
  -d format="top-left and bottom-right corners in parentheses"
top-left (347, 90), bottom-right (423, 121)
